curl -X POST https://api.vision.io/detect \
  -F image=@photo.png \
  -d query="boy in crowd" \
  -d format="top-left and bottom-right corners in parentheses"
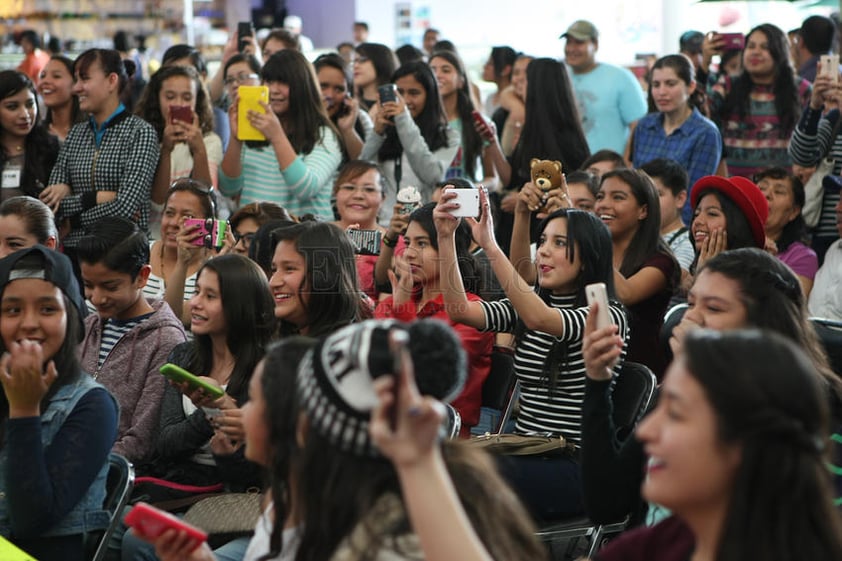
top-left (640, 158), bottom-right (695, 292)
top-left (77, 216), bottom-right (186, 463)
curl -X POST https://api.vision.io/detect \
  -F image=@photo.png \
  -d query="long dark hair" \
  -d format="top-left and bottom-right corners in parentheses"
top-left (378, 61), bottom-right (449, 162)
top-left (647, 54), bottom-right (705, 113)
top-left (408, 200), bottom-right (480, 295)
top-left (682, 329), bottom-right (842, 561)
top-left (261, 50), bottom-right (341, 156)
top-left (515, 209), bottom-right (618, 390)
top-left (429, 50), bottom-right (482, 178)
top-left (511, 58), bottom-right (590, 187)
top-left (272, 222), bottom-right (360, 337)
top-left (256, 337), bottom-right (317, 561)
top-left (690, 189), bottom-right (756, 270)
top-left (601, 169), bottom-right (678, 284)
top-left (135, 65), bottom-right (214, 140)
top-left (718, 24), bottom-right (801, 136)
top-left (189, 254), bottom-right (275, 401)
top-left (0, 70), bottom-right (59, 198)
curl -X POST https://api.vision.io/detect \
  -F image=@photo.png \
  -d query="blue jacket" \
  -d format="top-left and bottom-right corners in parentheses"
top-left (0, 374), bottom-right (117, 538)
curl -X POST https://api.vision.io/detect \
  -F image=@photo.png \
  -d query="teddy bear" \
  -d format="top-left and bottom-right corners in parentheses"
top-left (530, 158), bottom-right (563, 214)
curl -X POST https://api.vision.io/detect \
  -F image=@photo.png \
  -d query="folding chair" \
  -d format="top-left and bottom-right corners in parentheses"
top-left (89, 452), bottom-right (135, 561)
top-left (476, 345), bottom-right (517, 434)
top-left (535, 361), bottom-right (657, 558)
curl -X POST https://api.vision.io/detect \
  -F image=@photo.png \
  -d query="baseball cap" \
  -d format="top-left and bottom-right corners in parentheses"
top-left (561, 20), bottom-right (599, 42)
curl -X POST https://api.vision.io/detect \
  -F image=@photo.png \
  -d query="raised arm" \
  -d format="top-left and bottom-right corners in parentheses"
top-left (436, 188), bottom-right (566, 335)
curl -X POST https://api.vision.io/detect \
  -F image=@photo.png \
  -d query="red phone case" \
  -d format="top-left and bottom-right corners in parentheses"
top-left (170, 106), bottom-right (192, 124)
top-left (125, 502), bottom-right (208, 547)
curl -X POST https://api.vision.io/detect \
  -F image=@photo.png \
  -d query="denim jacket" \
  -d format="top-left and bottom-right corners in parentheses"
top-left (0, 374), bottom-right (115, 537)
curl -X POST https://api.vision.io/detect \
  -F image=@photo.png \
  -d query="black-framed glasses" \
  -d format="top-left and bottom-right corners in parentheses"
top-left (224, 72), bottom-right (259, 87)
top-left (168, 178), bottom-right (217, 216)
top-left (233, 231), bottom-right (256, 248)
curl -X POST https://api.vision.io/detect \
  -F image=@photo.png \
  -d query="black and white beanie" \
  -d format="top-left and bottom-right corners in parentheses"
top-left (296, 318), bottom-right (467, 457)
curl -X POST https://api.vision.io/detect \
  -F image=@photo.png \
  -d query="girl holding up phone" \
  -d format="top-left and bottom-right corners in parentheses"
top-left (360, 61), bottom-right (459, 226)
top-left (136, 65), bottom-right (222, 240)
top-left (433, 188), bottom-right (628, 519)
top-left (220, 50), bottom-right (343, 221)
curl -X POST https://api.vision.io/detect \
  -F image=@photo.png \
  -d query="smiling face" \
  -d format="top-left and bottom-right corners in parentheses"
top-left (594, 176), bottom-right (648, 241)
top-left (535, 217), bottom-right (582, 294)
top-left (511, 57), bottom-right (531, 99)
top-left (81, 261), bottom-right (150, 321)
top-left (38, 59), bottom-right (74, 110)
top-left (429, 56), bottom-right (462, 99)
top-left (683, 270), bottom-right (748, 330)
top-left (650, 66), bottom-right (694, 115)
top-left (403, 220), bottom-right (439, 286)
top-left (335, 168), bottom-right (384, 228)
top-left (395, 74), bottom-right (427, 120)
top-left (224, 61), bottom-right (260, 98)
top-left (691, 193), bottom-right (726, 250)
top-left (73, 58), bottom-right (118, 118)
top-left (189, 268), bottom-right (226, 336)
top-left (242, 360), bottom-right (269, 465)
top-left (161, 190), bottom-right (206, 249)
top-left (158, 75), bottom-right (196, 122)
top-left (269, 240), bottom-right (309, 328)
top-left (564, 37), bottom-right (597, 73)
top-left (0, 88), bottom-right (36, 140)
top-left (317, 66), bottom-right (348, 118)
top-left (637, 357), bottom-right (741, 517)
top-left (757, 176), bottom-right (799, 240)
top-left (743, 29), bottom-right (775, 82)
top-left (265, 80), bottom-right (290, 117)
top-left (0, 278), bottom-right (67, 362)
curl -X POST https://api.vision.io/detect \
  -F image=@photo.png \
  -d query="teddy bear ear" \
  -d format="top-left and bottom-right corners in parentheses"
top-left (531, 158), bottom-right (540, 168)
top-left (553, 161), bottom-right (562, 172)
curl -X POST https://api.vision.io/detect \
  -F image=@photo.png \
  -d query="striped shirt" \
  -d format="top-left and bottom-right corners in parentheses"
top-left (788, 106), bottom-right (842, 240)
top-left (97, 313), bottom-right (153, 369)
top-left (143, 271), bottom-right (198, 303)
top-left (219, 126), bottom-right (342, 220)
top-left (710, 76), bottom-right (811, 179)
top-left (479, 294), bottom-right (628, 445)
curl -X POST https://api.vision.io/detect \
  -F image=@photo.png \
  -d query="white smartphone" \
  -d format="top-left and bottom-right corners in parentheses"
top-left (821, 54), bottom-right (839, 83)
top-left (585, 282), bottom-right (612, 330)
top-left (445, 188), bottom-right (480, 218)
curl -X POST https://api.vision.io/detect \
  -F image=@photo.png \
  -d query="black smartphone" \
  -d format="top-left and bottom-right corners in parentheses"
top-left (378, 83), bottom-right (398, 104)
top-left (346, 228), bottom-right (381, 256)
top-left (237, 21), bottom-right (254, 53)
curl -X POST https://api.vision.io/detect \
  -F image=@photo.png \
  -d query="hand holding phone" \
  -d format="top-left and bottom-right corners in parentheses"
top-left (126, 503), bottom-right (207, 550)
top-left (821, 54), bottom-right (839, 84)
top-left (378, 84), bottom-right (398, 104)
top-left (160, 363), bottom-right (225, 399)
top-left (183, 218), bottom-right (228, 249)
top-left (585, 283), bottom-right (612, 330)
top-left (237, 21), bottom-right (255, 53)
top-left (443, 188), bottom-right (480, 218)
top-left (347, 228), bottom-right (382, 256)
top-left (170, 105), bottom-right (192, 125)
top-left (237, 85), bottom-right (269, 141)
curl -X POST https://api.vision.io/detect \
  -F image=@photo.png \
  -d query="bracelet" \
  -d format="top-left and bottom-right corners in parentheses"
top-left (382, 235), bottom-right (398, 248)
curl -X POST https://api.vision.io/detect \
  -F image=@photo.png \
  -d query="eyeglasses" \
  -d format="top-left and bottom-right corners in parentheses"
top-left (352, 55), bottom-right (369, 65)
top-left (168, 178), bottom-right (217, 216)
top-left (233, 231), bottom-right (256, 248)
top-left (224, 72), bottom-right (259, 86)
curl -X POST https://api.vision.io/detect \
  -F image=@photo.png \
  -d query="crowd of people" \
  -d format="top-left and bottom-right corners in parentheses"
top-left (1, 11), bottom-right (842, 561)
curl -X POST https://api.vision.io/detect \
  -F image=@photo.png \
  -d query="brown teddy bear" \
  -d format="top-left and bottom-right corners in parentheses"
top-left (530, 158), bottom-right (563, 213)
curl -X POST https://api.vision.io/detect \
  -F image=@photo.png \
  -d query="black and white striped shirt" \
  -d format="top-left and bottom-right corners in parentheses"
top-left (480, 294), bottom-right (628, 446)
top-left (96, 312), bottom-right (153, 369)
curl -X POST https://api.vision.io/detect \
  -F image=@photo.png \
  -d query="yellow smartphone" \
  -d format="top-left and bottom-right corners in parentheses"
top-left (237, 85), bottom-right (269, 141)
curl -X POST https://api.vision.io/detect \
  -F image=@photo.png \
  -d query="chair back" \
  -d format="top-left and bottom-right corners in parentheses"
top-left (90, 453), bottom-right (135, 561)
top-left (660, 303), bottom-right (687, 366)
top-left (443, 403), bottom-right (462, 439)
top-left (610, 361), bottom-right (657, 442)
top-left (482, 345), bottom-right (516, 411)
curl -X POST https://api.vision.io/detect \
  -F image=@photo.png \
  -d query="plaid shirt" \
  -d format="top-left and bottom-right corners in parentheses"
top-left (50, 110), bottom-right (159, 247)
top-left (632, 108), bottom-right (721, 224)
